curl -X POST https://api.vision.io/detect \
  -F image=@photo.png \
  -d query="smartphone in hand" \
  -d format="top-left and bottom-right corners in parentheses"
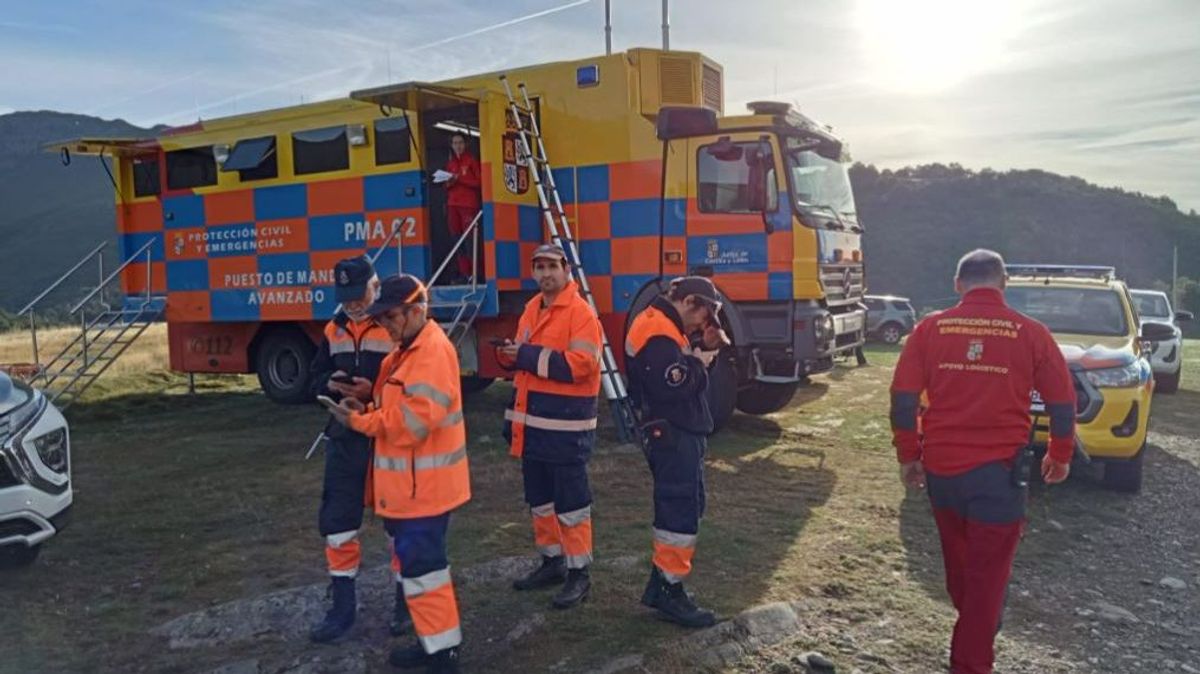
top-left (317, 395), bottom-right (342, 413)
top-left (329, 373), bottom-right (355, 385)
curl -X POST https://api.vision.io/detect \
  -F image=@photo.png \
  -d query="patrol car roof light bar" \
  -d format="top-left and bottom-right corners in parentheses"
top-left (499, 74), bottom-right (639, 444)
top-left (1004, 264), bottom-right (1116, 281)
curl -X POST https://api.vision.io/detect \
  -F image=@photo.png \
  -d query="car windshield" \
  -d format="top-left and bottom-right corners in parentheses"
top-left (1131, 292), bottom-right (1171, 318)
top-left (785, 138), bottom-right (857, 225)
top-left (1005, 287), bottom-right (1129, 337)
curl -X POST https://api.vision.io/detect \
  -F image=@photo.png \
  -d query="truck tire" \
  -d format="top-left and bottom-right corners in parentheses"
top-left (0, 543), bottom-right (41, 569)
top-left (1156, 366), bottom-right (1180, 394)
top-left (256, 329), bottom-right (317, 404)
top-left (878, 322), bottom-right (904, 345)
top-left (1103, 444), bottom-right (1144, 493)
top-left (460, 376), bottom-right (494, 396)
top-left (707, 349), bottom-right (738, 432)
top-left (736, 381), bottom-right (799, 415)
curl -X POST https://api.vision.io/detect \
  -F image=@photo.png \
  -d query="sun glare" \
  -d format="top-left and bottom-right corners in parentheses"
top-left (855, 0), bottom-right (1024, 93)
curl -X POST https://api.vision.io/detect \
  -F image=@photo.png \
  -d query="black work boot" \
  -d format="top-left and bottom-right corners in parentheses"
top-left (551, 567), bottom-right (591, 609)
top-left (389, 643), bottom-right (430, 669)
top-left (390, 582), bottom-right (413, 636)
top-left (309, 577), bottom-right (356, 643)
top-left (512, 555), bottom-right (566, 591)
top-left (640, 565), bottom-right (666, 607)
top-left (641, 566), bottom-right (716, 628)
top-left (427, 647), bottom-right (461, 674)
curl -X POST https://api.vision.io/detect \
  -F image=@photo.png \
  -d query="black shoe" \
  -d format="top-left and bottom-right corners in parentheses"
top-left (427, 647), bottom-right (461, 674)
top-left (641, 566), bottom-right (716, 628)
top-left (389, 643), bottom-right (430, 669)
top-left (391, 582), bottom-right (413, 636)
top-left (552, 567), bottom-right (591, 609)
top-left (309, 577), bottom-right (356, 643)
top-left (512, 555), bottom-right (566, 591)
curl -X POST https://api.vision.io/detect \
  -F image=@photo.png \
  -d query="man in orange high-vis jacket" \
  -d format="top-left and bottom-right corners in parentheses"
top-left (625, 276), bottom-right (730, 628)
top-left (496, 244), bottom-right (603, 609)
top-left (328, 274), bottom-right (469, 674)
top-left (308, 257), bottom-right (410, 643)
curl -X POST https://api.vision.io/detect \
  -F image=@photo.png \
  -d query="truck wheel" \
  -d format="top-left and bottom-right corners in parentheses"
top-left (879, 322), bottom-right (904, 345)
top-left (707, 349), bottom-right (738, 433)
top-left (461, 376), bottom-right (494, 396)
top-left (0, 543), bottom-right (41, 569)
top-left (1156, 366), bottom-right (1180, 394)
top-left (1103, 444), bottom-right (1144, 493)
top-left (736, 381), bottom-right (799, 415)
top-left (256, 329), bottom-right (317, 404)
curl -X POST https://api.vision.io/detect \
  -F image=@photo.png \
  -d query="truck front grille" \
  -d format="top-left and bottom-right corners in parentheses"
top-left (819, 264), bottom-right (865, 304)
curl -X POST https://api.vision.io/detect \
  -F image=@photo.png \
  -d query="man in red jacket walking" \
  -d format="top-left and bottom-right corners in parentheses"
top-left (442, 133), bottom-right (481, 282)
top-left (890, 249), bottom-right (1076, 674)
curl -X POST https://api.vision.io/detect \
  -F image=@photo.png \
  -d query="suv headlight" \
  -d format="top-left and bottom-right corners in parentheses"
top-left (29, 428), bottom-right (68, 473)
top-left (1084, 363), bottom-right (1141, 388)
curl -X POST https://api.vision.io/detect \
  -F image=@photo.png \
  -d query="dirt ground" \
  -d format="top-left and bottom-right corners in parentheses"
top-left (2, 332), bottom-right (1198, 673)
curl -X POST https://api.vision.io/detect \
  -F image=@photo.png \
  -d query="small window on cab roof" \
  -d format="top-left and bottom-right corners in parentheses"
top-left (374, 117), bottom-right (411, 166)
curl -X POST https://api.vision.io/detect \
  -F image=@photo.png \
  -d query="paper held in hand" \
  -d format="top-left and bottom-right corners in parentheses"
top-left (433, 169), bottom-right (455, 183)
top-left (317, 395), bottom-right (342, 413)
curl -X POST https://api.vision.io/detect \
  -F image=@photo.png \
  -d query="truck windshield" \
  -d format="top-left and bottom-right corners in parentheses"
top-left (1005, 287), bottom-right (1129, 337)
top-left (785, 141), bottom-right (857, 228)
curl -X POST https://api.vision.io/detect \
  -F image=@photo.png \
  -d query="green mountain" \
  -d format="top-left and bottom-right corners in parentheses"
top-left (1, 111), bottom-right (1198, 323)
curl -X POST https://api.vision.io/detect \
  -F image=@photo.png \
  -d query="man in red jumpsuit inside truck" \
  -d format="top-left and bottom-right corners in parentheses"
top-left (441, 132), bottom-right (481, 283)
top-left (890, 249), bottom-right (1076, 674)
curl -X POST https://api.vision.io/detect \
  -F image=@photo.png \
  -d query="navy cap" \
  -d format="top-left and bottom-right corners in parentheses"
top-left (368, 274), bottom-right (428, 317)
top-left (334, 256), bottom-right (375, 303)
top-left (531, 243), bottom-right (568, 263)
top-left (669, 276), bottom-right (722, 315)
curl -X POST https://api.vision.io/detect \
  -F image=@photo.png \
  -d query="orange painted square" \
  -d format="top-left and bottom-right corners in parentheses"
top-left (492, 203), bottom-right (519, 240)
top-left (611, 236), bottom-right (661, 274)
top-left (164, 228), bottom-right (207, 260)
top-left (208, 256), bottom-right (259, 291)
top-left (205, 190), bottom-right (255, 225)
top-left (118, 200), bottom-right (163, 233)
top-left (575, 202), bottom-right (611, 240)
top-left (588, 275), bottom-right (613, 313)
top-left (122, 262), bottom-right (166, 295)
top-left (685, 198), bottom-right (766, 236)
top-left (714, 273), bottom-right (767, 301)
top-left (308, 177), bottom-right (364, 216)
top-left (767, 230), bottom-right (793, 272)
top-left (496, 278), bottom-right (522, 291)
top-left (166, 291), bottom-right (212, 321)
top-left (610, 160), bottom-right (662, 201)
top-left (365, 208), bottom-right (426, 246)
top-left (256, 218), bottom-right (309, 254)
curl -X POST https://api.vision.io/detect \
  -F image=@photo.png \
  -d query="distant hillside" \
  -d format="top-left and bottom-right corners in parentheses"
top-left (1, 111), bottom-right (1198, 322)
top-left (0, 111), bottom-right (159, 312)
top-left (853, 163), bottom-right (1200, 312)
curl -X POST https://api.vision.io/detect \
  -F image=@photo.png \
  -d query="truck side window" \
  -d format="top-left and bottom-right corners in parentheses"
top-left (292, 125), bottom-right (350, 175)
top-left (222, 135), bottom-right (278, 182)
top-left (166, 146), bottom-right (218, 190)
top-left (374, 117), bottom-right (412, 165)
top-left (697, 141), bottom-right (774, 213)
top-left (132, 157), bottom-right (161, 197)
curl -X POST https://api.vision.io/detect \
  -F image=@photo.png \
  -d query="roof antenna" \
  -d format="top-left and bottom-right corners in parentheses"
top-left (661, 0), bottom-right (669, 50)
top-left (604, 0), bottom-right (612, 55)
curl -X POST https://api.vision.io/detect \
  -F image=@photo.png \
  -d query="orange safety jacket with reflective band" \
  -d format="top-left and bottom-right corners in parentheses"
top-left (499, 281), bottom-right (603, 461)
top-left (349, 321), bottom-right (471, 519)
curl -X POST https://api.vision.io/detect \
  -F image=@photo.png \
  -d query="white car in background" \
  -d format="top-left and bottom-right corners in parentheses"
top-left (0, 372), bottom-right (72, 567)
top-left (1130, 289), bottom-right (1193, 394)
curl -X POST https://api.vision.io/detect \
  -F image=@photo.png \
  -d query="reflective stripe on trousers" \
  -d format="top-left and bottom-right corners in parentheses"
top-left (558, 505), bottom-right (593, 569)
top-left (402, 567), bottom-right (462, 654)
top-left (530, 502), bottom-right (563, 557)
top-left (325, 530), bottom-right (361, 577)
top-left (652, 527), bottom-right (698, 583)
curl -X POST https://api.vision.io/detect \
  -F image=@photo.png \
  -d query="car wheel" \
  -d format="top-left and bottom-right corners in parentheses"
top-left (1156, 365), bottom-right (1180, 394)
top-left (255, 329), bottom-right (317, 404)
top-left (880, 322), bottom-right (904, 345)
top-left (707, 349), bottom-right (738, 433)
top-left (0, 543), bottom-right (42, 569)
top-left (736, 381), bottom-right (800, 415)
top-left (460, 376), bottom-right (494, 396)
top-left (1103, 444), bottom-right (1144, 493)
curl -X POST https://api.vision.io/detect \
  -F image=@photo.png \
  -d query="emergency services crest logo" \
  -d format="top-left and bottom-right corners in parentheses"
top-left (665, 363), bottom-right (688, 387)
top-left (502, 109), bottom-right (531, 195)
top-left (173, 234), bottom-right (185, 257)
top-left (966, 339), bottom-right (984, 361)
top-left (338, 269), bottom-right (350, 285)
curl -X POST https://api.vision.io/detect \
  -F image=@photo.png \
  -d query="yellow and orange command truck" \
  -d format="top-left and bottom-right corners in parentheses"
top-left (50, 48), bottom-right (865, 428)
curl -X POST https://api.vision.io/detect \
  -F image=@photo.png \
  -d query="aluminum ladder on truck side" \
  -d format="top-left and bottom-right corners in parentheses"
top-left (500, 75), bottom-right (639, 444)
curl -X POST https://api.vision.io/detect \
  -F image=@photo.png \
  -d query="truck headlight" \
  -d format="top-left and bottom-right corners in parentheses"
top-left (813, 315), bottom-right (835, 344)
top-left (29, 428), bottom-right (68, 473)
top-left (1084, 363), bottom-right (1141, 388)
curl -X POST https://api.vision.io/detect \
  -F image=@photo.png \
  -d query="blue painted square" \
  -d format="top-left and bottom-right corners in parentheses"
top-left (518, 205), bottom-right (542, 242)
top-left (610, 199), bottom-right (660, 238)
top-left (205, 223), bottom-right (259, 258)
top-left (576, 164), bottom-right (609, 203)
top-left (686, 233), bottom-right (768, 273)
top-left (210, 289), bottom-right (261, 321)
top-left (162, 195), bottom-right (205, 229)
top-left (663, 198), bottom-right (687, 236)
top-left (258, 252), bottom-right (311, 281)
top-left (166, 259), bottom-right (209, 291)
top-left (551, 167), bottom-right (575, 203)
top-left (768, 272), bottom-right (792, 300)
top-left (578, 239), bottom-right (611, 275)
top-left (312, 286), bottom-right (338, 319)
top-left (612, 274), bottom-right (657, 312)
top-left (481, 203), bottom-right (495, 240)
top-left (309, 213), bottom-right (364, 251)
top-left (495, 241), bottom-right (521, 279)
top-left (254, 184), bottom-right (308, 220)
top-left (766, 206), bottom-right (792, 232)
top-left (364, 171), bottom-right (423, 211)
top-left (120, 232), bottom-right (165, 262)
top-left (521, 278), bottom-right (538, 290)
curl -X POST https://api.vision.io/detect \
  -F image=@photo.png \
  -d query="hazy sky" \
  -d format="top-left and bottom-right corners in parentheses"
top-left (2, 0), bottom-right (1197, 210)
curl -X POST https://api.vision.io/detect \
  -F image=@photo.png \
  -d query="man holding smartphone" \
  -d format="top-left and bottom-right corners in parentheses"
top-left (308, 257), bottom-right (409, 643)
top-left (496, 244), bottom-right (604, 609)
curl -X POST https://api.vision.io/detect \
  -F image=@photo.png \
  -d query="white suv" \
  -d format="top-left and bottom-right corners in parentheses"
top-left (1130, 289), bottom-right (1193, 393)
top-left (0, 372), bottom-right (72, 567)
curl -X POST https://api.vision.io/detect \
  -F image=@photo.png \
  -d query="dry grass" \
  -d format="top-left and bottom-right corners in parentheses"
top-left (0, 323), bottom-right (169, 380)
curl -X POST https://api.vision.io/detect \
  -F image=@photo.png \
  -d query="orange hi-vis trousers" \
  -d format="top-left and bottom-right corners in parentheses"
top-left (649, 428), bottom-right (706, 583)
top-left (386, 514), bottom-right (462, 655)
top-left (523, 458), bottom-right (593, 568)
